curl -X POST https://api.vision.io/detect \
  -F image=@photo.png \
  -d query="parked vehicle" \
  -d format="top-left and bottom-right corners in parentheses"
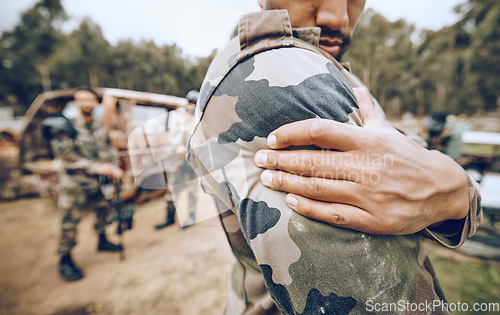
top-left (459, 131), bottom-right (500, 181)
top-left (457, 131), bottom-right (500, 260)
top-left (0, 130), bottom-right (23, 199)
top-left (18, 88), bottom-right (188, 203)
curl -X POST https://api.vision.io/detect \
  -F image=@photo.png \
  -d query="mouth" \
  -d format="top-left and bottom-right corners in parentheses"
top-left (80, 107), bottom-right (94, 114)
top-left (319, 39), bottom-right (343, 57)
top-left (318, 29), bottom-right (350, 58)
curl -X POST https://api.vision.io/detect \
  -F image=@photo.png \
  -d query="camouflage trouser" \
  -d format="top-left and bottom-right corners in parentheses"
top-left (165, 158), bottom-right (198, 215)
top-left (57, 190), bottom-right (111, 255)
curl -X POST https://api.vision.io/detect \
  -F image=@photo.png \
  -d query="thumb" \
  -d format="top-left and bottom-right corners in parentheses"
top-left (352, 87), bottom-right (388, 127)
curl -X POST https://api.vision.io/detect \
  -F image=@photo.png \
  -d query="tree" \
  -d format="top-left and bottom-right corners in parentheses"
top-left (0, 0), bottom-right (66, 113)
top-left (344, 10), bottom-right (417, 117)
top-left (462, 0), bottom-right (500, 111)
top-left (49, 18), bottom-right (112, 89)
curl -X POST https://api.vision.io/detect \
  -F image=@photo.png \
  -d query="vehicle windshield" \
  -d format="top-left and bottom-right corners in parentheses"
top-left (62, 101), bottom-right (104, 123)
top-left (131, 106), bottom-right (168, 134)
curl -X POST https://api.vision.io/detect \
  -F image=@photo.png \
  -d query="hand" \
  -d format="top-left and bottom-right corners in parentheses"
top-left (95, 163), bottom-right (124, 181)
top-left (254, 88), bottom-right (469, 235)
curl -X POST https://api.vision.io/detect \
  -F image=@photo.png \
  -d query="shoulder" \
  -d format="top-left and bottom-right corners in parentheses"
top-left (226, 47), bottom-right (346, 93)
top-left (197, 47), bottom-right (357, 145)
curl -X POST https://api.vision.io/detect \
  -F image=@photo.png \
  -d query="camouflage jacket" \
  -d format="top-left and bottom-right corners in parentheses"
top-left (50, 116), bottom-right (118, 195)
top-left (188, 10), bottom-right (481, 315)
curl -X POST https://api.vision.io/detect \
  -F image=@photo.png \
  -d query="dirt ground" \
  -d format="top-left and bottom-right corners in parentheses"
top-left (1, 195), bottom-right (499, 315)
top-left (0, 196), bottom-right (234, 315)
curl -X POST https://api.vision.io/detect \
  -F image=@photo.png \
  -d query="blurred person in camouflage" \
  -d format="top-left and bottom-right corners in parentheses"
top-left (43, 87), bottom-right (124, 282)
top-left (187, 0), bottom-right (481, 314)
top-left (421, 111), bottom-right (463, 161)
top-left (155, 90), bottom-right (199, 229)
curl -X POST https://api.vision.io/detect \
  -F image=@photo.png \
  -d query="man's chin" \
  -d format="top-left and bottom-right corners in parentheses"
top-left (319, 44), bottom-right (341, 57)
top-left (319, 45), bottom-right (349, 61)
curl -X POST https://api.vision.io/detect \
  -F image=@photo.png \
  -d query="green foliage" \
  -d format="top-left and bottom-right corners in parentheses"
top-left (428, 247), bottom-right (500, 314)
top-left (0, 0), bottom-right (215, 115)
top-left (344, 0), bottom-right (500, 117)
top-left (0, 0), bottom-right (66, 112)
top-left (0, 0), bottom-right (498, 117)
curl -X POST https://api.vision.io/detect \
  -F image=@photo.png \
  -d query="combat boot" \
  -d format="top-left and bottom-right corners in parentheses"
top-left (97, 233), bottom-right (123, 252)
top-left (155, 201), bottom-right (176, 229)
top-left (59, 253), bottom-right (84, 281)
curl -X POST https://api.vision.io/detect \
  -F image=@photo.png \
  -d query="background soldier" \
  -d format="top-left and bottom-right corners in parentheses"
top-left (422, 111), bottom-right (464, 161)
top-left (44, 87), bottom-right (124, 281)
top-left (156, 90), bottom-right (198, 229)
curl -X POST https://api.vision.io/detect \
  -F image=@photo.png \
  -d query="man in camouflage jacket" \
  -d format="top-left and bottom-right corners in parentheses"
top-left (187, 1), bottom-right (481, 314)
top-left (48, 88), bottom-right (124, 281)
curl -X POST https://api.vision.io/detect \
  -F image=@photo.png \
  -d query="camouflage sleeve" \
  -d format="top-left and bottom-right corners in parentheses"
top-left (424, 172), bottom-right (482, 248)
top-left (194, 48), bottom-right (447, 314)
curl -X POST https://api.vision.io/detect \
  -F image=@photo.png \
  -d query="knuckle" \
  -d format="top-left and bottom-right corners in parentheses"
top-left (277, 129), bottom-right (290, 146)
top-left (308, 177), bottom-right (326, 198)
top-left (368, 190), bottom-right (389, 205)
top-left (275, 172), bottom-right (287, 191)
top-left (300, 200), bottom-right (313, 217)
top-left (368, 191), bottom-right (384, 204)
top-left (309, 121), bottom-right (329, 143)
top-left (275, 152), bottom-right (287, 170)
top-left (265, 151), bottom-right (277, 167)
top-left (301, 153), bottom-right (315, 173)
top-left (328, 208), bottom-right (346, 226)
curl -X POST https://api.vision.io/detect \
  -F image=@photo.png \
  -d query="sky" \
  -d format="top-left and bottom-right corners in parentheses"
top-left (0, 0), bottom-right (465, 57)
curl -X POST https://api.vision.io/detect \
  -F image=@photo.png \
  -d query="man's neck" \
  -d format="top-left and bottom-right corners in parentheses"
top-left (81, 114), bottom-right (94, 124)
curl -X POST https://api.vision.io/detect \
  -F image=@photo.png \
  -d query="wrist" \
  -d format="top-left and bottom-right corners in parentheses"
top-left (429, 151), bottom-right (469, 222)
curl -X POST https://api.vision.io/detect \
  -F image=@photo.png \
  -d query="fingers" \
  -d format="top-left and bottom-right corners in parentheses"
top-left (96, 163), bottom-right (123, 180)
top-left (112, 167), bottom-right (124, 180)
top-left (267, 118), bottom-right (362, 150)
top-left (284, 193), bottom-right (379, 233)
top-left (266, 90), bottom-right (391, 150)
top-left (352, 87), bottom-right (389, 127)
top-left (254, 150), bottom-right (368, 180)
top-left (259, 169), bottom-right (361, 205)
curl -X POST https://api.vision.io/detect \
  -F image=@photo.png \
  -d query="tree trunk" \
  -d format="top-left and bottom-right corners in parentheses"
top-left (416, 86), bottom-right (425, 116)
top-left (89, 64), bottom-right (99, 87)
top-left (38, 64), bottom-right (52, 92)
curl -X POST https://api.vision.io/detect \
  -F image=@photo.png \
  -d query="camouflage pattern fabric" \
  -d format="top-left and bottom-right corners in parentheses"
top-left (49, 117), bottom-right (118, 255)
top-left (187, 10), bottom-right (480, 315)
top-left (166, 107), bottom-right (197, 203)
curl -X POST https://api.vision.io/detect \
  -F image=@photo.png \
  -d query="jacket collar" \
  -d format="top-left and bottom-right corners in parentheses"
top-left (238, 9), bottom-right (321, 60)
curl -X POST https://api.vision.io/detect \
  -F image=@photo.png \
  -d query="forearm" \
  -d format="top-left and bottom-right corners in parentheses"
top-left (60, 156), bottom-right (103, 174)
top-left (51, 137), bottom-right (102, 174)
